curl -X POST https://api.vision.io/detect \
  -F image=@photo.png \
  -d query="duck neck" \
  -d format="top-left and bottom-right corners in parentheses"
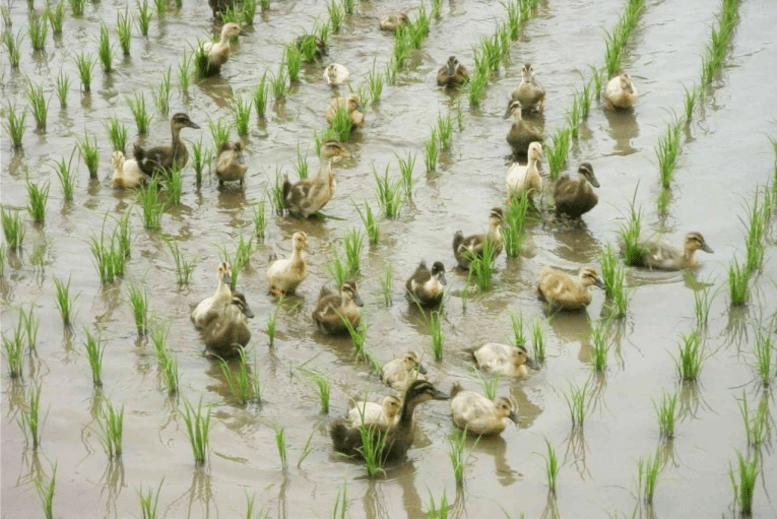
top-left (397, 396), bottom-right (422, 427)
top-left (489, 220), bottom-right (503, 243)
top-left (290, 246), bottom-right (304, 265)
top-left (317, 156), bottom-right (334, 180)
top-left (218, 28), bottom-right (231, 48)
top-left (683, 245), bottom-right (697, 265)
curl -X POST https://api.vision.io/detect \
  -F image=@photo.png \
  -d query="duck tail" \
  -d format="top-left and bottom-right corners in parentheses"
top-left (282, 174), bottom-right (292, 202)
top-left (450, 382), bottom-right (464, 398)
top-left (329, 419), bottom-right (357, 456)
top-left (452, 230), bottom-right (464, 257)
top-left (133, 143), bottom-right (145, 163)
top-left (268, 252), bottom-right (278, 264)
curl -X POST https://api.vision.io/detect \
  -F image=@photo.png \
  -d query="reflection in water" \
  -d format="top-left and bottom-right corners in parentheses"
top-left (604, 107), bottom-right (639, 156)
top-left (16, 450), bottom-right (45, 490)
top-left (167, 467), bottom-right (214, 519)
top-left (563, 428), bottom-right (590, 480)
top-left (540, 492), bottom-right (560, 519)
top-left (276, 472), bottom-right (290, 519)
top-left (469, 434), bottom-right (518, 487)
top-left (99, 459), bottom-right (126, 516)
top-left (546, 309), bottom-right (593, 365)
top-left (677, 381), bottom-right (710, 420)
top-left (362, 478), bottom-right (390, 519)
top-left (725, 305), bottom-right (750, 352)
top-left (550, 220), bottom-right (601, 263)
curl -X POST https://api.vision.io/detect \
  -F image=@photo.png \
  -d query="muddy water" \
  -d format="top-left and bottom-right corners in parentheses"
top-left (2, 0), bottom-right (777, 517)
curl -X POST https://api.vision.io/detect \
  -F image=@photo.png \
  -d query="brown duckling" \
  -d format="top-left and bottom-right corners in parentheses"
top-left (379, 13), bottom-right (409, 32)
top-left (554, 162), bottom-right (600, 219)
top-left (453, 207), bottom-right (507, 270)
top-left (133, 113), bottom-right (200, 177)
top-left (312, 280), bottom-right (364, 335)
top-left (449, 383), bottom-right (519, 436)
top-left (215, 140), bottom-right (248, 186)
top-left (266, 231), bottom-right (308, 297)
top-left (347, 395), bottom-right (402, 427)
top-left (405, 260), bottom-right (447, 307)
top-left (604, 72), bottom-right (638, 109)
top-left (381, 351), bottom-right (427, 391)
top-left (330, 380), bottom-right (450, 462)
top-left (538, 266), bottom-right (604, 310)
top-left (191, 261), bottom-right (233, 329)
top-left (282, 139), bottom-right (351, 218)
top-left (507, 63), bottom-right (545, 114)
top-left (202, 292), bottom-right (254, 359)
top-left (506, 100), bottom-right (543, 157)
top-left (627, 232), bottom-right (713, 270)
top-left (325, 93), bottom-right (365, 127)
top-left (436, 56), bottom-right (469, 88)
top-left (471, 343), bottom-right (540, 377)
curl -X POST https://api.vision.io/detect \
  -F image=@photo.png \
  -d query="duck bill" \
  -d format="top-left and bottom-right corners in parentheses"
top-left (237, 154), bottom-right (246, 164)
top-left (508, 411), bottom-right (521, 425)
top-left (432, 388), bottom-right (450, 401)
top-left (242, 305), bottom-right (255, 319)
top-left (417, 363), bottom-right (428, 375)
top-left (701, 243), bottom-right (714, 254)
top-left (595, 277), bottom-right (606, 290)
top-left (525, 356), bottom-right (541, 371)
top-left (438, 272), bottom-right (448, 286)
top-left (354, 293), bottom-right (364, 307)
top-left (187, 121), bottom-right (201, 130)
top-left (223, 273), bottom-right (233, 286)
top-left (239, 29), bottom-right (249, 36)
top-left (588, 173), bottom-right (601, 188)
top-left (503, 102), bottom-right (512, 118)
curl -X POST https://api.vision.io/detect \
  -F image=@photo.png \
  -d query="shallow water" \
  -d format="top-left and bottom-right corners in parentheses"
top-left (2, 0), bottom-right (777, 517)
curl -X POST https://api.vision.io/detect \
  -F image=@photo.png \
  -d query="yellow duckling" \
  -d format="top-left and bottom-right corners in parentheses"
top-left (379, 13), bottom-right (409, 32)
top-left (203, 23), bottom-right (247, 69)
top-left (538, 265), bottom-right (604, 310)
top-left (266, 231), bottom-right (308, 297)
top-left (505, 141), bottom-right (542, 201)
top-left (604, 72), bottom-right (638, 109)
top-left (282, 139), bottom-right (351, 218)
top-left (347, 395), bottom-right (402, 427)
top-left (452, 207), bottom-right (507, 270)
top-left (508, 63), bottom-right (545, 114)
top-left (111, 150), bottom-right (145, 189)
top-left (323, 63), bottom-right (350, 87)
top-left (436, 56), bottom-right (469, 88)
top-left (506, 100), bottom-right (543, 157)
top-left (554, 162), bottom-right (600, 219)
top-left (472, 343), bottom-right (540, 377)
top-left (326, 93), bottom-right (364, 127)
top-left (191, 261), bottom-right (233, 329)
top-left (381, 351), bottom-right (427, 391)
top-left (405, 260), bottom-right (447, 307)
top-left (202, 292), bottom-right (254, 359)
top-left (312, 280), bottom-right (364, 335)
top-left (133, 113), bottom-right (200, 177)
top-left (449, 383), bottom-right (519, 436)
top-left (215, 141), bottom-right (248, 186)
top-left (627, 232), bottom-right (713, 270)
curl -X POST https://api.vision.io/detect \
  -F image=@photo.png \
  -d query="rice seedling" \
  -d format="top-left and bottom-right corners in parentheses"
top-left (152, 328), bottom-right (179, 395)
top-left (181, 397), bottom-right (211, 465)
top-left (274, 425), bottom-right (288, 470)
top-left (509, 310), bottom-right (526, 345)
top-left (409, 5), bottom-right (429, 49)
top-left (126, 283), bottom-right (149, 335)
top-left (233, 95), bottom-right (252, 137)
top-left (177, 51), bottom-right (191, 93)
top-left (530, 318), bottom-right (546, 366)
top-left (380, 267), bottom-right (392, 306)
top-left (136, 176), bottom-right (165, 229)
top-left (27, 81), bottom-right (48, 131)
top-left (730, 450), bottom-right (758, 515)
top-left (53, 276), bottom-right (78, 325)
top-left (266, 295), bottom-right (284, 346)
top-left (253, 72), bottom-right (268, 118)
top-left (503, 191), bottom-right (529, 257)
top-left (637, 448), bottom-right (663, 504)
top-left (327, 0), bottom-right (342, 32)
top-left (358, 424), bottom-right (388, 478)
top-left (431, 0), bottom-right (443, 18)
top-left (19, 382), bottom-right (45, 449)
top-left (164, 239), bottom-right (195, 286)
top-left (112, 10), bottom-right (132, 57)
top-left (327, 250), bottom-right (348, 288)
top-left (136, 0), bottom-right (152, 36)
top-left (619, 190), bottom-right (647, 266)
top-left (602, 30), bottom-right (622, 79)
top-left (739, 392), bottom-right (770, 449)
top-left (190, 139), bottom-right (208, 185)
top-left (425, 491), bottom-right (449, 519)
top-left (69, 0), bottom-right (85, 16)
top-left (208, 117), bottom-right (230, 151)
top-left (3, 30), bottom-right (22, 68)
top-left (153, 67), bottom-right (172, 116)
top-left (341, 0), bottom-right (355, 15)
top-left (191, 39), bottom-right (213, 78)
top-left (436, 112), bottom-right (454, 151)
top-left (392, 25), bottom-right (411, 69)
top-left (566, 95), bottom-right (582, 139)
top-left (367, 66), bottom-right (384, 105)
top-left (220, 348), bottom-right (261, 405)
top-left (653, 390), bottom-right (678, 439)
top-left (752, 330), bottom-right (774, 386)
top-left (330, 105), bottom-right (353, 142)
top-left (546, 127), bottom-right (571, 179)
top-left (469, 237), bottom-right (497, 292)
top-left (152, 0), bottom-right (165, 17)
top-left (46, 1), bottom-right (65, 34)
top-left (218, 5), bottom-right (240, 23)
top-left (163, 165), bottom-right (183, 206)
top-left (374, 165), bottom-right (403, 219)
top-left (683, 85), bottom-right (698, 123)
top-left (138, 479), bottom-right (163, 519)
top-left (343, 229), bottom-right (363, 276)
top-left (55, 71), bottom-right (70, 109)
top-left (97, 398), bottom-right (124, 458)
top-left (34, 464), bottom-right (56, 519)
top-left (590, 322), bottom-right (608, 372)
top-left (18, 305), bottom-right (38, 351)
top-left (430, 310), bottom-right (444, 361)
top-left (285, 43), bottom-right (301, 83)
top-left (675, 330), bottom-right (703, 381)
top-left (2, 317), bottom-right (26, 379)
top-left (448, 427), bottom-right (473, 487)
top-left (1, 206), bottom-right (25, 251)
top-left (564, 379), bottom-right (589, 428)
top-left (394, 152), bottom-right (416, 199)
top-left (74, 51), bottom-right (95, 92)
top-left (656, 119), bottom-right (682, 189)
top-left (26, 180), bottom-right (50, 224)
top-left (270, 66), bottom-right (287, 100)
top-left (541, 438), bottom-right (559, 495)
top-left (268, 167), bottom-right (286, 214)
top-left (105, 115), bottom-right (129, 154)
top-left (115, 210), bottom-right (132, 259)
top-left (744, 199), bottom-right (766, 275)
top-left (691, 284), bottom-right (712, 330)
top-left (75, 132), bottom-right (99, 179)
top-left (728, 259), bottom-right (748, 306)
top-left (97, 22), bottom-right (113, 73)
top-left (599, 245), bottom-right (628, 317)
top-left (88, 221), bottom-right (126, 283)
top-left (28, 13), bottom-right (48, 51)
top-left (305, 369), bottom-right (331, 414)
top-left (127, 92), bottom-right (150, 135)
top-left (424, 129), bottom-right (438, 171)
top-left (480, 370), bottom-right (501, 401)
top-left (5, 103), bottom-right (26, 149)
top-left (84, 329), bottom-right (104, 387)
top-left (252, 200), bottom-right (267, 239)
top-left (0, 245), bottom-right (5, 277)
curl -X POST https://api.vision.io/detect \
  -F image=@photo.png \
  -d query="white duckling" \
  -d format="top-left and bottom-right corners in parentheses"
top-left (381, 351), bottom-right (427, 391)
top-left (604, 72), bottom-right (638, 109)
top-left (111, 150), bottom-right (145, 189)
top-left (505, 141), bottom-right (542, 201)
top-left (266, 231), bottom-right (308, 297)
top-left (191, 261), bottom-right (233, 329)
top-left (471, 343), bottom-right (540, 377)
top-left (347, 395), bottom-right (402, 427)
top-left (203, 23), bottom-right (246, 68)
top-left (450, 383), bottom-right (520, 436)
top-left (323, 63), bottom-right (350, 86)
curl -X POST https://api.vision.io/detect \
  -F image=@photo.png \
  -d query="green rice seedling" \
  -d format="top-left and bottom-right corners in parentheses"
top-left (656, 186), bottom-right (671, 216)
top-left (88, 221), bottom-right (128, 283)
top-left (163, 165), bottom-right (183, 206)
top-left (233, 96), bottom-right (252, 137)
top-left (105, 115), bottom-right (128, 153)
top-left (0, 245), bottom-right (5, 277)
top-left (430, 310), bottom-right (444, 361)
top-left (590, 322), bottom-right (608, 371)
top-left (683, 85), bottom-right (698, 123)
top-left (136, 176), bottom-right (165, 229)
top-left (368, 66), bottom-right (384, 104)
top-left (136, 0), bottom-right (152, 36)
top-left (425, 491), bottom-right (449, 519)
top-left (233, 235), bottom-right (254, 288)
top-left (28, 13), bottom-right (48, 51)
top-left (637, 448), bottom-right (663, 504)
top-left (343, 229), bottom-right (363, 276)
top-left (266, 295), bottom-right (284, 346)
top-left (603, 30), bottom-right (621, 78)
top-left (396, 152), bottom-right (415, 198)
top-left (656, 120), bottom-right (682, 189)
top-left (76, 132), bottom-right (99, 179)
top-left (296, 31), bottom-right (318, 63)
top-left (327, 250), bottom-right (348, 288)
top-left (294, 422), bottom-right (321, 469)
top-left (115, 210), bottom-right (132, 259)
top-left (437, 112), bottom-right (453, 150)
top-left (127, 283), bottom-right (149, 335)
top-left (69, 0), bottom-right (85, 16)
top-left (218, 5), bottom-right (240, 23)
top-left (1, 208), bottom-right (26, 251)
top-left (503, 191), bottom-right (529, 257)
top-left (19, 305), bottom-right (39, 350)
top-left (358, 424), bottom-right (388, 477)
top-left (481, 371), bottom-right (501, 400)
top-left (469, 237), bottom-right (497, 292)
top-left (5, 103), bottom-right (26, 149)
top-left (423, 129), bottom-right (438, 171)
top-left (566, 94), bottom-right (582, 138)
top-left (269, 167), bottom-right (287, 214)
top-left (327, 0), bottom-right (342, 32)
top-left (619, 190), bottom-right (647, 266)
top-left (330, 105), bottom-right (353, 142)
top-left (752, 330), bottom-right (774, 386)
top-left (530, 318), bottom-right (546, 366)
top-left (181, 397), bottom-right (211, 465)
top-left (431, 0), bottom-right (443, 18)
top-left (653, 390), bottom-right (677, 439)
top-left (3, 30), bottom-right (22, 68)
top-left (219, 348), bottom-right (261, 404)
top-left (241, 0), bottom-right (257, 24)
top-left (691, 284), bottom-right (712, 329)
top-left (374, 165), bottom-right (403, 219)
top-left (190, 138), bottom-right (207, 185)
top-left (153, 332), bottom-right (179, 395)
top-left (599, 245), bottom-right (628, 317)
top-left (46, 1), bottom-right (65, 34)
top-left (355, 200), bottom-right (381, 246)
top-left (510, 310), bottom-right (526, 345)
top-left (177, 51), bottom-right (191, 92)
top-left (270, 67), bottom-right (287, 100)
top-left (191, 39), bottom-right (212, 78)
top-left (564, 379), bottom-right (589, 427)
top-left (728, 259), bottom-right (748, 306)
top-left (2, 316), bottom-right (26, 379)
top-left (252, 71), bottom-right (268, 118)
top-left (338, 312), bottom-right (366, 355)
top-left (739, 393), bottom-right (770, 449)
top-left (294, 144), bottom-right (309, 179)
top-left (165, 238), bottom-right (196, 286)
top-left (541, 438), bottom-right (559, 495)
top-left (27, 81), bottom-right (49, 131)
top-left (306, 370), bottom-right (331, 414)
top-left (546, 127), bottom-right (571, 179)
top-left (274, 425), bottom-right (288, 470)
top-left (409, 5), bottom-right (429, 49)
top-left (34, 464), bottom-right (56, 519)
top-left (116, 9), bottom-right (132, 55)
top-left (27, 180), bottom-right (50, 224)
top-left (97, 22), bottom-right (113, 72)
top-left (392, 25), bottom-right (411, 69)
top-left (675, 330), bottom-right (703, 381)
top-left (285, 44), bottom-right (302, 83)
top-left (84, 329), bottom-right (104, 387)
top-left (153, 67), bottom-right (172, 116)
top-left (384, 58), bottom-right (398, 85)
top-left (127, 92), bottom-right (150, 134)
top-left (208, 117), bottom-right (230, 151)
top-left (152, 0), bottom-right (165, 17)
top-left (449, 427), bottom-right (472, 486)
top-left (579, 80), bottom-right (593, 119)
top-left (53, 276), bottom-right (78, 325)
top-left (252, 200), bottom-right (267, 239)
top-left (138, 479), bottom-right (163, 519)
top-left (342, 0), bottom-right (354, 15)
top-left (20, 383), bottom-right (45, 449)
top-left (380, 267), bottom-right (392, 306)
top-left (74, 51), bottom-right (94, 92)
top-left (55, 71), bottom-right (69, 108)
top-left (730, 450), bottom-right (758, 515)
top-left (744, 199), bottom-right (766, 275)
top-left (98, 398), bottom-right (124, 458)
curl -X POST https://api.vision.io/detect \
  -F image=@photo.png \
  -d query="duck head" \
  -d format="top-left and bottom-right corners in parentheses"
top-left (231, 291), bottom-right (254, 318)
top-left (579, 162), bottom-right (599, 188)
top-left (685, 232), bottom-right (713, 254)
top-left (513, 344), bottom-right (541, 371)
top-left (292, 231), bottom-right (308, 252)
top-left (320, 139), bottom-right (351, 160)
top-left (171, 112), bottom-right (200, 131)
top-left (217, 261), bottom-right (233, 286)
top-left (580, 267), bottom-right (605, 289)
top-left (402, 351), bottom-right (427, 375)
top-left (431, 261), bottom-right (447, 286)
top-left (341, 279), bottom-right (363, 307)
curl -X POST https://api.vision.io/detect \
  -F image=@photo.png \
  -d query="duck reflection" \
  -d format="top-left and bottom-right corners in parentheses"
top-left (604, 106), bottom-right (639, 156)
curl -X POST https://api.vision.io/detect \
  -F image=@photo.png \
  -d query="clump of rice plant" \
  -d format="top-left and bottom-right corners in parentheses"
top-left (137, 479), bottom-right (163, 519)
top-left (430, 310), bottom-right (444, 361)
top-left (691, 283), bottom-right (712, 330)
top-left (396, 152), bottom-right (415, 199)
top-left (743, 197), bottom-right (766, 275)
top-left (469, 237), bottom-right (497, 292)
top-left (55, 71), bottom-right (69, 108)
top-left (166, 238), bottom-right (196, 286)
top-left (115, 210), bottom-right (132, 259)
top-left (241, 0), bottom-right (256, 25)
top-left (76, 132), bottom-right (99, 179)
top-left (266, 295), bottom-right (284, 346)
top-left (327, 0), bottom-right (343, 31)
top-left (352, 200), bottom-right (379, 244)
top-left (546, 127), bottom-right (571, 179)
top-left (379, 267), bottom-right (392, 306)
top-left (752, 329), bottom-right (774, 387)
top-left (27, 82), bottom-right (49, 131)
top-left (330, 106), bottom-right (353, 142)
top-left (564, 379), bottom-right (589, 428)
top-left (3, 30), bottom-right (22, 68)
top-left (26, 180), bottom-right (50, 224)
top-left (541, 438), bottom-right (559, 495)
top-left (343, 229), bottom-right (363, 276)
top-left (136, 0), bottom-right (152, 36)
top-left (739, 392), bottom-right (769, 449)
top-left (701, 0), bottom-right (740, 87)
top-left (152, 67), bottom-right (172, 116)
top-left (503, 191), bottom-right (529, 257)
top-left (683, 85), bottom-right (698, 123)
top-left (590, 322), bottom-right (608, 371)
top-left (233, 95), bottom-right (252, 137)
top-left (728, 259), bottom-right (748, 306)
top-left (28, 13), bottom-right (48, 51)
top-left (2, 316), bottom-right (26, 378)
top-left (127, 283), bottom-right (149, 335)
top-left (19, 383), bottom-right (45, 449)
top-left (69, 0), bottom-right (86, 16)
top-left (181, 397), bottom-right (211, 465)
top-left (152, 0), bottom-right (166, 17)
top-left (19, 306), bottom-right (39, 351)
top-left (177, 50), bottom-right (191, 92)
top-left (374, 165), bottom-right (403, 219)
top-left (284, 43), bottom-right (301, 83)
top-left (253, 72), bottom-right (268, 118)
top-left (74, 51), bottom-right (94, 92)
top-left (599, 244), bottom-right (628, 317)
top-left (730, 449), bottom-right (759, 516)
top-left (270, 66), bottom-right (287, 100)
top-left (268, 167), bottom-right (286, 215)
top-left (637, 447), bottom-right (663, 504)
top-left (190, 139), bottom-right (209, 185)
top-left (220, 348), bottom-right (261, 405)
top-left (137, 176), bottom-right (165, 229)
top-left (423, 128), bottom-right (438, 171)
top-left (656, 119), bottom-right (682, 189)
top-left (358, 424), bottom-right (388, 478)
top-left (467, 68), bottom-right (488, 107)
top-left (34, 464), bottom-right (56, 519)
top-left (53, 276), bottom-right (78, 325)
top-left (88, 218), bottom-right (129, 283)
top-left (1, 208), bottom-right (26, 251)
top-left (675, 330), bottom-right (703, 381)
top-left (619, 189), bottom-right (647, 266)
top-left (274, 425), bottom-right (288, 470)
top-left (510, 310), bottom-right (526, 345)
top-left (5, 103), bottom-right (26, 149)
top-left (46, 1), bottom-right (65, 34)
top-left (163, 165), bottom-right (183, 206)
top-left (115, 9), bottom-right (132, 56)
top-left (127, 92), bottom-right (150, 135)
top-left (302, 369), bottom-right (331, 414)
top-left (327, 250), bottom-right (348, 288)
top-left (437, 112), bottom-right (453, 150)
top-left (653, 390), bottom-right (677, 439)
top-left (84, 329), bottom-right (104, 387)
top-left (208, 117), bottom-right (230, 151)
top-left (530, 318), bottom-right (546, 366)
top-left (368, 65), bottom-right (383, 104)
top-left (448, 426), bottom-right (473, 487)
top-left (105, 115), bottom-right (128, 154)
top-left (97, 23), bottom-right (113, 73)
top-left (97, 398), bottom-right (124, 458)
top-left (151, 326), bottom-right (179, 395)
top-left (252, 200), bottom-right (266, 239)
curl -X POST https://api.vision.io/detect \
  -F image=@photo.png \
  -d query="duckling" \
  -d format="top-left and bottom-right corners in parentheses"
top-left (449, 383), bottom-right (519, 436)
top-left (215, 141), bottom-right (247, 186)
top-left (381, 351), bottom-right (427, 391)
top-left (312, 280), bottom-right (364, 335)
top-left (296, 34), bottom-right (327, 61)
top-left (436, 56), bottom-right (469, 88)
top-left (379, 13), bottom-right (409, 32)
top-left (111, 150), bottom-right (145, 189)
top-left (133, 113), bottom-right (200, 177)
top-left (538, 265), bottom-right (604, 310)
top-left (506, 100), bottom-right (543, 157)
top-left (471, 343), bottom-right (540, 377)
top-left (405, 260), bottom-right (447, 307)
top-left (347, 396), bottom-right (402, 427)
top-left (266, 231), bottom-right (308, 297)
top-left (554, 162), bottom-right (600, 219)
top-left (191, 261), bottom-right (233, 329)
top-left (508, 63), bottom-right (545, 114)
top-left (505, 141), bottom-right (542, 201)
top-left (604, 72), bottom-right (638, 110)
top-left (323, 63), bottom-right (350, 87)
top-left (202, 23), bottom-right (247, 70)
top-left (627, 232), bottom-right (713, 270)
top-left (325, 93), bottom-right (365, 127)
top-left (202, 292), bottom-right (254, 359)
top-left (282, 139), bottom-right (351, 218)
top-left (453, 207), bottom-right (507, 270)
top-left (330, 380), bottom-right (450, 462)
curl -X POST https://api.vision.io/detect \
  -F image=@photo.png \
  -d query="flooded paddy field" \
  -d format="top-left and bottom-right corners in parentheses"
top-left (2, 0), bottom-right (777, 517)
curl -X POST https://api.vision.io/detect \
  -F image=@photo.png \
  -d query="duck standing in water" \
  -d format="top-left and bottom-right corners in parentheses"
top-left (265, 231), bottom-right (308, 297)
top-left (283, 139), bottom-right (351, 218)
top-left (133, 113), bottom-right (200, 178)
top-left (202, 292), bottom-right (254, 359)
top-left (215, 141), bottom-right (248, 187)
top-left (554, 162), bottom-right (600, 219)
top-left (604, 72), bottom-right (638, 109)
top-left (508, 63), bottom-right (545, 114)
top-left (436, 56), bottom-right (469, 88)
top-left (312, 280), bottom-right (364, 335)
top-left (191, 261), bottom-right (233, 329)
top-left (506, 100), bottom-right (543, 157)
top-left (506, 141), bottom-right (543, 203)
top-left (199, 23), bottom-right (247, 76)
top-left (405, 260), bottom-right (447, 307)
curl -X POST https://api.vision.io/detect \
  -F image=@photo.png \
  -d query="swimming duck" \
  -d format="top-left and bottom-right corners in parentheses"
top-left (203, 23), bottom-right (247, 69)
top-left (505, 141), bottom-right (542, 201)
top-left (471, 343), bottom-right (540, 377)
top-left (379, 13), bottom-right (409, 32)
top-left (330, 380), bottom-right (450, 462)
top-left (282, 139), bottom-right (351, 218)
top-left (323, 63), bottom-right (350, 86)
top-left (191, 261), bottom-right (233, 329)
top-left (312, 280), bottom-right (364, 335)
top-left (508, 63), bottom-right (545, 114)
top-left (449, 383), bottom-right (519, 436)
top-left (604, 72), bottom-right (638, 110)
top-left (554, 162), bottom-right (600, 219)
top-left (111, 150), bottom-right (145, 189)
top-left (538, 265), bottom-right (604, 310)
top-left (405, 260), bottom-right (447, 307)
top-left (347, 395), bottom-right (402, 427)
top-left (266, 231), bottom-right (308, 297)
top-left (506, 100), bottom-right (543, 157)
top-left (381, 351), bottom-right (427, 391)
top-left (627, 232), bottom-right (713, 270)
top-left (325, 93), bottom-right (365, 127)
top-left (215, 140), bottom-right (248, 186)
top-left (133, 113), bottom-right (200, 177)
top-left (202, 291), bottom-right (254, 359)
top-left (296, 34), bottom-right (327, 61)
top-left (453, 207), bottom-right (507, 270)
top-left (436, 56), bottom-right (469, 88)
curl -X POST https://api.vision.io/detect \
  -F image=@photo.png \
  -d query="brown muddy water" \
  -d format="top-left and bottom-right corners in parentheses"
top-left (2, 0), bottom-right (777, 517)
